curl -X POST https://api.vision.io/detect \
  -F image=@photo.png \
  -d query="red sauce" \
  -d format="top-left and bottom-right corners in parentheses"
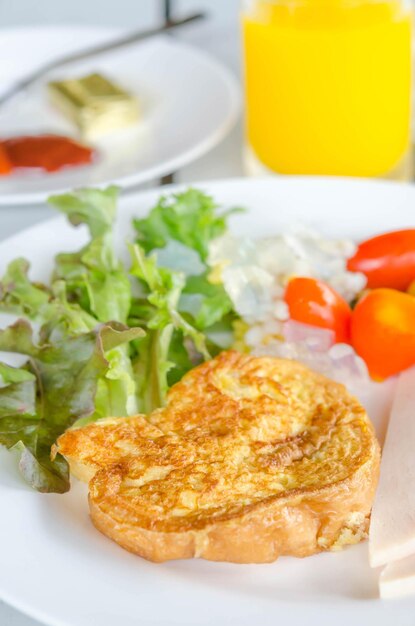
top-left (0, 144), bottom-right (12, 175)
top-left (1, 134), bottom-right (94, 174)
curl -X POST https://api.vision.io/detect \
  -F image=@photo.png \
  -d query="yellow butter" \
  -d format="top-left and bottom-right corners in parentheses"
top-left (48, 73), bottom-right (140, 139)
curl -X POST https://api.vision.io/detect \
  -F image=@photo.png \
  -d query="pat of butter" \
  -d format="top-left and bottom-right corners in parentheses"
top-left (369, 366), bottom-right (415, 568)
top-left (380, 555), bottom-right (415, 599)
top-left (48, 73), bottom-right (139, 139)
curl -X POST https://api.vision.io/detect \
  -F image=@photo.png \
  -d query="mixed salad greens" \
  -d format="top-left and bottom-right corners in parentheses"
top-left (0, 187), bottom-right (239, 493)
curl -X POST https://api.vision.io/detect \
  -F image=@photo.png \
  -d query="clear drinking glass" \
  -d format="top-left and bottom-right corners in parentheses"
top-left (241, 0), bottom-right (413, 180)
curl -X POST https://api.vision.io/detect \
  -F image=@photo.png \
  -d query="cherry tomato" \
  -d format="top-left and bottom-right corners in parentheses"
top-left (284, 277), bottom-right (352, 343)
top-left (351, 288), bottom-right (415, 379)
top-left (347, 229), bottom-right (415, 291)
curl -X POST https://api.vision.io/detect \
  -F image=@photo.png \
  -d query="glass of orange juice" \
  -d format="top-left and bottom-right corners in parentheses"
top-left (242, 0), bottom-right (413, 179)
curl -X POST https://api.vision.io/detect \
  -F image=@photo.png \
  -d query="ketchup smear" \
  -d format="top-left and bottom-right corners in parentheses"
top-left (0, 134), bottom-right (94, 174)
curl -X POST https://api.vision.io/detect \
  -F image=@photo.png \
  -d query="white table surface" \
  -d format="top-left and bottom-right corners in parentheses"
top-left (0, 1), bottom-right (243, 624)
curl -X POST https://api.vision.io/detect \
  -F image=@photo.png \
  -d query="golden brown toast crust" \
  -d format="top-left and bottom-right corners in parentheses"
top-left (57, 351), bottom-right (380, 563)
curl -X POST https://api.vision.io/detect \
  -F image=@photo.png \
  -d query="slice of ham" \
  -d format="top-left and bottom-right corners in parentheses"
top-left (369, 366), bottom-right (415, 568)
top-left (380, 554), bottom-right (415, 599)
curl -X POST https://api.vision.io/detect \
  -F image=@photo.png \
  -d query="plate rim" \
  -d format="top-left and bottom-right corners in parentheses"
top-left (0, 173), bottom-right (411, 246)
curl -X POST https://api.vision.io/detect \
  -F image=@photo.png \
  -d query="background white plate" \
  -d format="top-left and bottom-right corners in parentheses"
top-left (0, 177), bottom-right (415, 626)
top-left (0, 26), bottom-right (240, 205)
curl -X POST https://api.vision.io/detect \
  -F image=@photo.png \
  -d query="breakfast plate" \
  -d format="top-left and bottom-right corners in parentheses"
top-left (0, 177), bottom-right (415, 626)
top-left (0, 26), bottom-right (239, 205)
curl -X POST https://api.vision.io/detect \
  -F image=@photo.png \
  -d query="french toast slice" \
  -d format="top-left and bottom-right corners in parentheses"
top-left (57, 351), bottom-right (380, 563)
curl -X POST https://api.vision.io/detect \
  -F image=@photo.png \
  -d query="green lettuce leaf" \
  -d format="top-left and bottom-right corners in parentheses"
top-left (0, 258), bottom-right (50, 317)
top-left (50, 187), bottom-right (131, 324)
top-left (0, 255), bottom-right (143, 464)
top-left (165, 330), bottom-right (195, 387)
top-left (48, 187), bottom-right (138, 420)
top-left (133, 188), bottom-right (239, 262)
top-left (0, 258), bottom-right (98, 341)
top-left (0, 319), bottom-right (144, 493)
top-left (180, 273), bottom-right (233, 330)
top-left (129, 243), bottom-right (210, 413)
top-left (133, 189), bottom-right (240, 341)
top-left (0, 363), bottom-right (36, 422)
top-left (48, 186), bottom-right (118, 238)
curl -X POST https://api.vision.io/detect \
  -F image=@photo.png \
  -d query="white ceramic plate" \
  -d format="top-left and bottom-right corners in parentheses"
top-left (1, 177), bottom-right (415, 626)
top-left (0, 26), bottom-right (239, 205)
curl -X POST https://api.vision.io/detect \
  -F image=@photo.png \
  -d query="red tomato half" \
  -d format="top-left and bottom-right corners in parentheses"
top-left (284, 277), bottom-right (352, 343)
top-left (347, 229), bottom-right (415, 291)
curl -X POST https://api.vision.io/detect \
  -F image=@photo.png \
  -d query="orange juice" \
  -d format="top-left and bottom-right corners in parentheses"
top-left (242, 0), bottom-right (412, 178)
